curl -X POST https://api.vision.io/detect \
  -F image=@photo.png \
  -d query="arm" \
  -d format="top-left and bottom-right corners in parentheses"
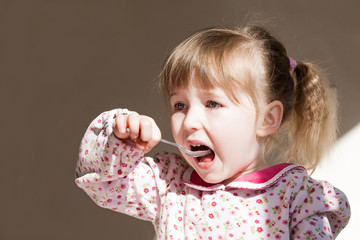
top-left (75, 109), bottom-right (162, 221)
top-left (290, 177), bottom-right (351, 239)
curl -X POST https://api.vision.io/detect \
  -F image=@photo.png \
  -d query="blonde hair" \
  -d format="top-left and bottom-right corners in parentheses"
top-left (159, 25), bottom-right (338, 171)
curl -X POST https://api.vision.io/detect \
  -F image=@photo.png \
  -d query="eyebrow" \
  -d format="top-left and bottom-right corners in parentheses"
top-left (169, 92), bottom-right (178, 98)
top-left (170, 88), bottom-right (223, 98)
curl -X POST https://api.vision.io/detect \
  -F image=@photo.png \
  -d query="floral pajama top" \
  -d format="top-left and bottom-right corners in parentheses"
top-left (75, 109), bottom-right (351, 240)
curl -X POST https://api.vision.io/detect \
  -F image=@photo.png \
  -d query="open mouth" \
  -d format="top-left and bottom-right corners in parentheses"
top-left (190, 144), bottom-right (215, 162)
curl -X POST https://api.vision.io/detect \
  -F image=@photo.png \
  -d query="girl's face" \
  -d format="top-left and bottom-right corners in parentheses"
top-left (170, 80), bottom-right (268, 185)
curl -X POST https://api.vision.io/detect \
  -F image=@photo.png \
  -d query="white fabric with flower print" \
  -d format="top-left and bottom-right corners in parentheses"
top-left (75, 109), bottom-right (350, 240)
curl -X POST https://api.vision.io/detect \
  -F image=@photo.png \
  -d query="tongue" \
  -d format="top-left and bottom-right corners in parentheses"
top-left (199, 153), bottom-right (215, 162)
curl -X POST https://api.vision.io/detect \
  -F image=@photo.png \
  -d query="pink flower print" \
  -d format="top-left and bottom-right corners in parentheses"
top-left (256, 199), bottom-right (262, 204)
top-left (257, 227), bottom-right (263, 233)
top-left (144, 188), bottom-right (149, 194)
top-left (107, 199), bottom-right (112, 203)
top-left (118, 169), bottom-right (122, 175)
top-left (209, 213), bottom-right (214, 219)
top-left (212, 202), bottom-right (217, 207)
top-left (178, 217), bottom-right (182, 221)
top-left (229, 233), bottom-right (234, 237)
top-left (85, 149), bottom-right (89, 155)
top-left (273, 205), bottom-right (281, 214)
top-left (255, 220), bottom-right (259, 224)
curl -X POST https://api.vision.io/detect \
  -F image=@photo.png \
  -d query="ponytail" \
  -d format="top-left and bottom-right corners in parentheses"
top-left (279, 62), bottom-right (338, 171)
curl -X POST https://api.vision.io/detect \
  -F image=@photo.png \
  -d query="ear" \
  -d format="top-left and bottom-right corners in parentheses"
top-left (256, 100), bottom-right (284, 137)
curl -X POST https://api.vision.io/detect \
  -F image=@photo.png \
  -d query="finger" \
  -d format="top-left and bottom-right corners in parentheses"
top-left (138, 117), bottom-right (153, 142)
top-left (143, 120), bottom-right (162, 152)
top-left (127, 112), bottom-right (140, 140)
top-left (113, 114), bottom-right (130, 139)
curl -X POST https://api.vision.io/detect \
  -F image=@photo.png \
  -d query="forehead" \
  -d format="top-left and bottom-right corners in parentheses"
top-left (168, 68), bottom-right (247, 104)
top-left (170, 83), bottom-right (222, 98)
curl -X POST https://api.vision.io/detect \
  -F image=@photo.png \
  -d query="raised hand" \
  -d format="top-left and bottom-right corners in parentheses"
top-left (113, 112), bottom-right (161, 153)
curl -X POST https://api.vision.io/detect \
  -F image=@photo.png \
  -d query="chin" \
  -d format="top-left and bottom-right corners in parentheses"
top-left (200, 173), bottom-right (224, 184)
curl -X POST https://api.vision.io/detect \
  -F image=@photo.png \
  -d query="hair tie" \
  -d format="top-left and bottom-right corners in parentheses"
top-left (289, 57), bottom-right (297, 71)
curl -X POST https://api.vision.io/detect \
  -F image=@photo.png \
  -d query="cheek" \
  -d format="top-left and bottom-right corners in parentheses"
top-left (171, 115), bottom-right (182, 138)
top-left (218, 112), bottom-right (257, 143)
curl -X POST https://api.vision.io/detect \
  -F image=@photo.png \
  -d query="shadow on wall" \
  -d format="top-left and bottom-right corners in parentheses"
top-left (312, 122), bottom-right (360, 239)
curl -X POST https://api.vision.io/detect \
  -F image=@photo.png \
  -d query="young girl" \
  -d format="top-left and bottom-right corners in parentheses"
top-left (75, 25), bottom-right (350, 239)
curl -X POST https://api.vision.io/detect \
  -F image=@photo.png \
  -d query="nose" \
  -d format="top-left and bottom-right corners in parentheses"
top-left (182, 106), bottom-right (203, 132)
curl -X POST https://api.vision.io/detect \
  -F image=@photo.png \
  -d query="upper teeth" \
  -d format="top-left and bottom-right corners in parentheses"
top-left (191, 144), bottom-right (203, 147)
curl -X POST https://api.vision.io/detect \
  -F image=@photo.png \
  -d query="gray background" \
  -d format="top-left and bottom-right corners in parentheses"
top-left (1, 1), bottom-right (358, 239)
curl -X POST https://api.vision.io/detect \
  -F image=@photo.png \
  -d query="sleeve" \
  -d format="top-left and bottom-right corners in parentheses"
top-left (74, 109), bottom-right (166, 222)
top-left (289, 175), bottom-right (351, 239)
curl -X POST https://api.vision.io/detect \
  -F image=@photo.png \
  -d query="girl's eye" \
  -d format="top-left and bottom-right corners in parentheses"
top-left (207, 101), bottom-right (221, 109)
top-left (173, 102), bottom-right (187, 111)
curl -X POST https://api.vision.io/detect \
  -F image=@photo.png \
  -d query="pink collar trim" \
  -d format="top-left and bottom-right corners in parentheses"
top-left (181, 163), bottom-right (306, 191)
